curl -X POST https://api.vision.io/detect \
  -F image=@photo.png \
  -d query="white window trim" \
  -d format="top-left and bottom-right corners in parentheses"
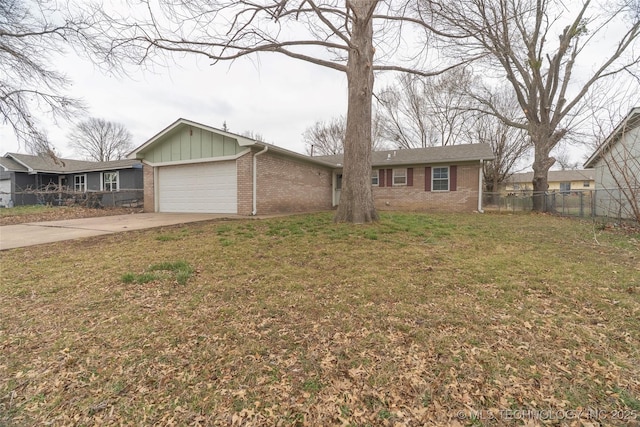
top-left (371, 170), bottom-right (379, 186)
top-left (102, 171), bottom-right (120, 192)
top-left (393, 168), bottom-right (407, 186)
top-left (74, 174), bottom-right (87, 192)
top-left (432, 166), bottom-right (450, 192)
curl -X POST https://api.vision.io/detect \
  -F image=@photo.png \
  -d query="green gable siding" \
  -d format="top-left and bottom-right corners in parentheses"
top-left (201, 134), bottom-right (213, 158)
top-left (142, 125), bottom-right (242, 163)
top-left (180, 137), bottom-right (191, 159)
top-left (224, 139), bottom-right (237, 156)
top-left (211, 133), bottom-right (225, 157)
top-left (192, 135), bottom-right (202, 158)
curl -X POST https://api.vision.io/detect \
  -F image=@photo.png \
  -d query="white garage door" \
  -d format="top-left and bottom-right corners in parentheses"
top-left (158, 161), bottom-right (237, 213)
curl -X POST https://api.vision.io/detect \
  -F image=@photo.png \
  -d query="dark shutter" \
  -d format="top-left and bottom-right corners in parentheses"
top-left (407, 168), bottom-right (413, 186)
top-left (450, 165), bottom-right (457, 191)
top-left (386, 169), bottom-right (393, 187)
top-left (425, 167), bottom-right (431, 192)
top-left (379, 169), bottom-right (385, 187)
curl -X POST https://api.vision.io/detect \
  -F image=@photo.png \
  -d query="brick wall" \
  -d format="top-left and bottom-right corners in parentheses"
top-left (236, 151), bottom-right (254, 215)
top-left (142, 163), bottom-right (154, 213)
top-left (373, 163), bottom-right (481, 212)
top-left (253, 151), bottom-right (333, 214)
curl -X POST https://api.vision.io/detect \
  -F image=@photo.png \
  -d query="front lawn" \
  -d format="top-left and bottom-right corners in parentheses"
top-left (1, 212), bottom-right (639, 426)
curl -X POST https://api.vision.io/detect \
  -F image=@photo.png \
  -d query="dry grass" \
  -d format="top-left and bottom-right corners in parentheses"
top-left (1, 212), bottom-right (639, 426)
top-left (0, 205), bottom-right (142, 226)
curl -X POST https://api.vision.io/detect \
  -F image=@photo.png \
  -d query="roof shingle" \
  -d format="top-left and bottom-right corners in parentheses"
top-left (314, 143), bottom-right (494, 167)
top-left (3, 153), bottom-right (141, 173)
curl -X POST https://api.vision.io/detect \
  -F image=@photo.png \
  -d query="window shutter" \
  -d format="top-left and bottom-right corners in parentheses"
top-left (386, 169), bottom-right (393, 187)
top-left (425, 167), bottom-right (431, 191)
top-left (407, 168), bottom-right (413, 186)
top-left (450, 165), bottom-right (457, 191)
top-left (379, 169), bottom-right (385, 187)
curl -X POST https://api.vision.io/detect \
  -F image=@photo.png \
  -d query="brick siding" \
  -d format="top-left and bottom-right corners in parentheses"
top-left (373, 163), bottom-right (480, 212)
top-left (251, 151), bottom-right (333, 215)
top-left (236, 151), bottom-right (254, 215)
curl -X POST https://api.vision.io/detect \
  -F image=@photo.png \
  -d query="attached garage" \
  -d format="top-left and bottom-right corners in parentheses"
top-left (157, 161), bottom-right (237, 213)
top-left (132, 118), bottom-right (335, 215)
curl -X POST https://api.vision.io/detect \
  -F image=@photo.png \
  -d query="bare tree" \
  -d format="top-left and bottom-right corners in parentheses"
top-left (552, 146), bottom-right (581, 171)
top-left (304, 116), bottom-right (347, 156)
top-left (1, 0), bottom-right (85, 154)
top-left (377, 69), bottom-right (476, 148)
top-left (81, 0), bottom-right (465, 223)
top-left (376, 76), bottom-right (434, 148)
top-left (68, 117), bottom-right (133, 161)
top-left (470, 87), bottom-right (532, 195)
top-left (241, 130), bottom-right (267, 143)
top-left (303, 114), bottom-right (387, 155)
top-left (424, 0), bottom-right (640, 211)
top-left (472, 113), bottom-right (530, 194)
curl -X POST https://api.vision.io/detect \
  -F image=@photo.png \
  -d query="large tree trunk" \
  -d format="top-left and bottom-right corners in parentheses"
top-left (334, 0), bottom-right (379, 224)
top-left (530, 131), bottom-right (556, 212)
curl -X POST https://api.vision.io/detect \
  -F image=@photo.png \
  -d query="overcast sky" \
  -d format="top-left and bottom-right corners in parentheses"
top-left (0, 48), bottom-right (350, 157)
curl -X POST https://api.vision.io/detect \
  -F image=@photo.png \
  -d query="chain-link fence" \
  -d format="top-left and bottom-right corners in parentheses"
top-left (483, 188), bottom-right (639, 223)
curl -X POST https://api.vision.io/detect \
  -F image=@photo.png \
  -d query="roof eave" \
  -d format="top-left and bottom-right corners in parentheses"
top-left (67, 164), bottom-right (139, 173)
top-left (584, 106), bottom-right (640, 168)
top-left (372, 156), bottom-right (494, 167)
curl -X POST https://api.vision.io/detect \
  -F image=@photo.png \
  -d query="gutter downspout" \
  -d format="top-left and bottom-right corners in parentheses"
top-left (477, 159), bottom-right (485, 213)
top-left (252, 145), bottom-right (269, 215)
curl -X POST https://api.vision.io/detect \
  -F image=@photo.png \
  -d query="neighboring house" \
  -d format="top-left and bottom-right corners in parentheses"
top-left (584, 107), bottom-right (640, 220)
top-left (130, 118), bottom-right (494, 215)
top-left (504, 170), bottom-right (595, 194)
top-left (0, 153), bottom-right (143, 207)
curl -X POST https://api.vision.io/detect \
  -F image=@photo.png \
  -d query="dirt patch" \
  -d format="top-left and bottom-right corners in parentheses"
top-left (0, 206), bottom-right (144, 226)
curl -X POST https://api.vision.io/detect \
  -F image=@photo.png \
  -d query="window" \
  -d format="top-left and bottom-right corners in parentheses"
top-left (371, 171), bottom-right (379, 186)
top-left (393, 169), bottom-right (407, 186)
top-left (432, 167), bottom-right (449, 191)
top-left (74, 175), bottom-right (86, 192)
top-left (583, 181), bottom-right (590, 188)
top-left (103, 172), bottom-right (119, 191)
top-left (559, 182), bottom-right (571, 194)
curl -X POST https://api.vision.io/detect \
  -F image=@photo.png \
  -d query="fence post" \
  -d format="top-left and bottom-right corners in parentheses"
top-left (579, 191), bottom-right (584, 217)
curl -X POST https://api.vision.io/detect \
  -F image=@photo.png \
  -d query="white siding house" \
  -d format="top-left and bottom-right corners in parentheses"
top-left (584, 107), bottom-right (640, 221)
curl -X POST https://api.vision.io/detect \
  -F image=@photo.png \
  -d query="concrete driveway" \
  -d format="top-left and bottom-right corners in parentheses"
top-left (0, 213), bottom-right (233, 250)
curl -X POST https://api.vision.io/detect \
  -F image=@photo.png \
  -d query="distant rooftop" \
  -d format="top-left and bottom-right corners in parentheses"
top-left (508, 169), bottom-right (595, 183)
